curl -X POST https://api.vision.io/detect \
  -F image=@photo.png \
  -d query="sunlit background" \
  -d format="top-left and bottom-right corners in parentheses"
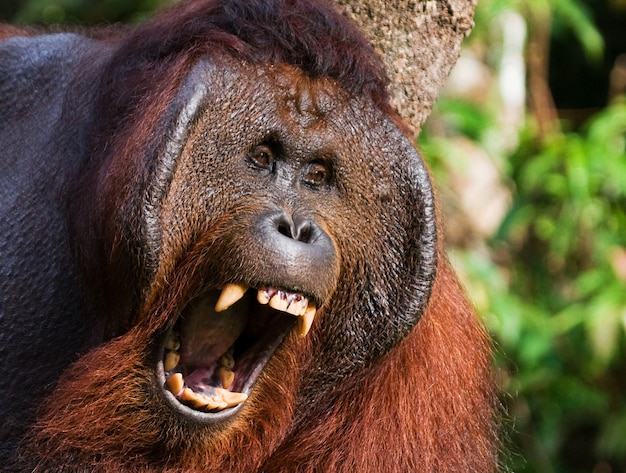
top-left (2, 1), bottom-right (625, 471)
top-left (419, 2), bottom-right (626, 471)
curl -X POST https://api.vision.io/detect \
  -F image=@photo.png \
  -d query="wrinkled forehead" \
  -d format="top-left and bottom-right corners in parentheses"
top-left (192, 56), bottom-right (411, 165)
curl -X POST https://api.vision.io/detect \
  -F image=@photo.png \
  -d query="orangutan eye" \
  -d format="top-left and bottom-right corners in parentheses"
top-left (248, 144), bottom-right (275, 171)
top-left (303, 162), bottom-right (331, 188)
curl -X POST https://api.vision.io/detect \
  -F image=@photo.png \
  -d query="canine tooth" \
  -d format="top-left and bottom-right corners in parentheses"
top-left (219, 350), bottom-right (235, 370)
top-left (166, 373), bottom-right (185, 397)
top-left (164, 333), bottom-right (180, 351)
top-left (298, 304), bottom-right (317, 338)
top-left (215, 283), bottom-right (248, 312)
top-left (164, 351), bottom-right (180, 372)
top-left (215, 387), bottom-right (248, 408)
top-left (218, 367), bottom-right (235, 389)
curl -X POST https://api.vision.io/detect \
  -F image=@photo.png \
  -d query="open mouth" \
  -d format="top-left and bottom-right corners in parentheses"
top-left (159, 283), bottom-right (316, 417)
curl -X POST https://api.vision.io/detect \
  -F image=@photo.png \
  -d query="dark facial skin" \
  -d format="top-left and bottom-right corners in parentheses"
top-left (151, 58), bottom-right (436, 399)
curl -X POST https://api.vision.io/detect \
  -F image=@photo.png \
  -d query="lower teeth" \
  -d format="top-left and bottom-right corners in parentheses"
top-left (166, 373), bottom-right (248, 411)
top-left (164, 334), bottom-right (247, 412)
top-left (164, 351), bottom-right (180, 372)
top-left (217, 367), bottom-right (235, 389)
top-left (163, 282), bottom-right (317, 413)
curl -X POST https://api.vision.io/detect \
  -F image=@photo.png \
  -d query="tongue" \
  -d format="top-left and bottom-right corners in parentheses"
top-left (178, 292), bottom-right (248, 367)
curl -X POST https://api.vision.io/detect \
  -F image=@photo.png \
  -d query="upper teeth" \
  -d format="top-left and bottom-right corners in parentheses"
top-left (214, 282), bottom-right (248, 312)
top-left (164, 284), bottom-right (318, 413)
top-left (299, 305), bottom-right (316, 338)
top-left (215, 283), bottom-right (317, 337)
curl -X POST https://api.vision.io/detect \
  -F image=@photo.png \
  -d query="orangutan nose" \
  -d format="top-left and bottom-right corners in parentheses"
top-left (254, 210), bottom-right (337, 295)
top-left (274, 212), bottom-right (315, 243)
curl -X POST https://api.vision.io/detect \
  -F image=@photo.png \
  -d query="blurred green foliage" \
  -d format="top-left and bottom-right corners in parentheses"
top-left (420, 0), bottom-right (626, 471)
top-left (0, 0), bottom-right (165, 25)
top-left (423, 100), bottom-right (626, 473)
top-left (2, 0), bottom-right (625, 471)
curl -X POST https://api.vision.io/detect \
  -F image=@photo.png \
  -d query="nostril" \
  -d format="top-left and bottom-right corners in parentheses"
top-left (294, 220), bottom-right (313, 243)
top-left (272, 212), bottom-right (315, 243)
top-left (277, 218), bottom-right (294, 239)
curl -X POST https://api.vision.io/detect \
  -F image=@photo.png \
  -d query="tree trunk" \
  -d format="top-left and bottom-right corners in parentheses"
top-left (335, 0), bottom-right (477, 138)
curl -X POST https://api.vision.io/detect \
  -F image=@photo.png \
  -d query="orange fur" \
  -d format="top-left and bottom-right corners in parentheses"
top-left (3, 1), bottom-right (499, 470)
top-left (262, 261), bottom-right (500, 472)
top-left (16, 260), bottom-right (498, 472)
